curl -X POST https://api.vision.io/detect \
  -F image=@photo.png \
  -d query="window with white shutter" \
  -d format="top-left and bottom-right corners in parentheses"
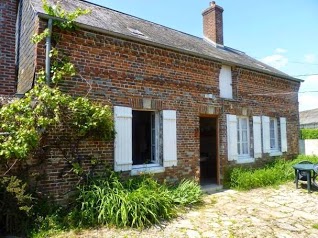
top-left (114, 107), bottom-right (177, 174)
top-left (262, 116), bottom-right (286, 156)
top-left (162, 110), bottom-right (177, 167)
top-left (114, 106), bottom-right (132, 172)
top-left (237, 117), bottom-right (250, 157)
top-left (253, 116), bottom-right (262, 158)
top-left (262, 116), bottom-right (271, 154)
top-left (227, 114), bottom-right (238, 161)
top-left (219, 65), bottom-right (233, 99)
top-left (280, 117), bottom-right (287, 152)
top-left (270, 118), bottom-right (279, 151)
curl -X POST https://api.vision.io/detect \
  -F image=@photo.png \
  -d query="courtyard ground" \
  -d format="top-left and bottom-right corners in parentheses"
top-left (54, 182), bottom-right (318, 238)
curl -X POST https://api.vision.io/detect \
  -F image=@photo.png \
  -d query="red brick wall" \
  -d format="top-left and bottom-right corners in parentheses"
top-left (0, 0), bottom-right (17, 95)
top-left (28, 20), bottom-right (300, 201)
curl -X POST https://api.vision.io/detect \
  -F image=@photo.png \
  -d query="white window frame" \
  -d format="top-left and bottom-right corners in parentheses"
top-left (151, 112), bottom-right (160, 164)
top-left (237, 116), bottom-right (250, 160)
top-left (270, 117), bottom-right (279, 152)
top-left (131, 110), bottom-right (160, 169)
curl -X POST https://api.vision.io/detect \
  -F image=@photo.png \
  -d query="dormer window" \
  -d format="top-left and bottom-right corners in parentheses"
top-left (219, 65), bottom-right (233, 99)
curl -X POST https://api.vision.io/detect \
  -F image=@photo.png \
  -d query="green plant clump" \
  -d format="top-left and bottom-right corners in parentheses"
top-left (29, 174), bottom-right (202, 236)
top-left (72, 173), bottom-right (202, 228)
top-left (300, 129), bottom-right (318, 139)
top-left (170, 179), bottom-right (203, 205)
top-left (225, 155), bottom-right (318, 190)
top-left (0, 176), bottom-right (33, 235)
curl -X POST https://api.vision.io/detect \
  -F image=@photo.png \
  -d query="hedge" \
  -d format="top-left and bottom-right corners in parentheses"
top-left (300, 129), bottom-right (318, 139)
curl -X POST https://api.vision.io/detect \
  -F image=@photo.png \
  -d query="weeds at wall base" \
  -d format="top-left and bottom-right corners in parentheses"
top-left (26, 171), bottom-right (202, 237)
top-left (224, 155), bottom-right (318, 190)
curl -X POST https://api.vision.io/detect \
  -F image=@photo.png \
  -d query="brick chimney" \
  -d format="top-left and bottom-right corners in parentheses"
top-left (202, 1), bottom-right (224, 45)
top-left (0, 0), bottom-right (18, 96)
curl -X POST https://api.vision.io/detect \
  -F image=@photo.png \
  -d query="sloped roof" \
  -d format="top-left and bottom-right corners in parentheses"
top-left (30, 0), bottom-right (301, 82)
top-left (300, 108), bottom-right (318, 125)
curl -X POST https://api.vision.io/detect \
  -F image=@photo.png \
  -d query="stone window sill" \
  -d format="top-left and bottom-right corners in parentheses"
top-left (270, 151), bottom-right (283, 157)
top-left (236, 157), bottom-right (255, 164)
top-left (130, 164), bottom-right (165, 176)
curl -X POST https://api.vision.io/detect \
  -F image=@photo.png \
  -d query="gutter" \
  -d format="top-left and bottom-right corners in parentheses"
top-left (45, 18), bottom-right (53, 85)
top-left (36, 13), bottom-right (303, 83)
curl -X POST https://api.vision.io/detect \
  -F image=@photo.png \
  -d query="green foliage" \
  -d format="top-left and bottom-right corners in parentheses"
top-left (313, 223), bottom-right (318, 229)
top-left (0, 79), bottom-right (114, 161)
top-left (300, 129), bottom-right (318, 139)
top-left (0, 176), bottom-right (33, 235)
top-left (169, 179), bottom-right (203, 205)
top-left (32, 0), bottom-right (91, 43)
top-left (29, 205), bottom-right (68, 238)
top-left (1, 0), bottom-right (100, 163)
top-left (225, 155), bottom-right (318, 190)
top-left (28, 174), bottom-right (202, 236)
top-left (42, 0), bottom-right (91, 30)
top-left (31, 28), bottom-right (50, 44)
top-left (73, 173), bottom-right (176, 228)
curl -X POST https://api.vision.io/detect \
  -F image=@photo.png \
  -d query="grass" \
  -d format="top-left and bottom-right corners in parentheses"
top-left (73, 174), bottom-right (176, 228)
top-left (225, 155), bottom-right (318, 190)
top-left (312, 223), bottom-right (318, 229)
top-left (30, 172), bottom-right (203, 237)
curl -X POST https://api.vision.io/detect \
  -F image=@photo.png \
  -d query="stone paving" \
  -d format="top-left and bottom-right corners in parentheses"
top-left (57, 182), bottom-right (318, 238)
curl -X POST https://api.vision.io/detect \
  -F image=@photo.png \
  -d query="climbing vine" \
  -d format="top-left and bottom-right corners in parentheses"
top-left (0, 0), bottom-right (113, 175)
top-left (0, 0), bottom-right (115, 234)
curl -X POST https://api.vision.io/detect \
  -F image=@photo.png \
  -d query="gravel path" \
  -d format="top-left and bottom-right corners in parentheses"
top-left (56, 182), bottom-right (318, 238)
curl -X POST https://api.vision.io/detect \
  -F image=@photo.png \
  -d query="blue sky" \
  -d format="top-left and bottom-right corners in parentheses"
top-left (89, 0), bottom-right (318, 111)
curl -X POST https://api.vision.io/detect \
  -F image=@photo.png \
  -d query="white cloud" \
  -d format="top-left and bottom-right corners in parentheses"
top-left (275, 48), bottom-right (288, 54)
top-left (299, 75), bottom-right (318, 111)
top-left (304, 54), bottom-right (316, 64)
top-left (261, 54), bottom-right (288, 69)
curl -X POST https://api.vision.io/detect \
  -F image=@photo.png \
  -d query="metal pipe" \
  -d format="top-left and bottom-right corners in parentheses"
top-left (45, 18), bottom-right (53, 85)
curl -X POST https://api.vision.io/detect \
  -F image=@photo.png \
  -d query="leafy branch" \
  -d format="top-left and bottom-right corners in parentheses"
top-left (1, 1), bottom-right (112, 180)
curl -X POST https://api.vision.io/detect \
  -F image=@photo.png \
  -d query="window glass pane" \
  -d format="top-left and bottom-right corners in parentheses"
top-left (237, 128), bottom-right (240, 142)
top-left (270, 138), bottom-right (275, 148)
top-left (237, 117), bottom-right (249, 156)
top-left (270, 118), bottom-right (277, 150)
top-left (242, 142), bottom-right (248, 154)
top-left (242, 118), bottom-right (247, 129)
top-left (242, 130), bottom-right (247, 142)
top-left (237, 142), bottom-right (240, 154)
top-left (270, 119), bottom-right (274, 130)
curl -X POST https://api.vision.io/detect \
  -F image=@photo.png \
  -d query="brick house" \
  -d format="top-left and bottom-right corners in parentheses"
top-left (1, 0), bottom-right (301, 200)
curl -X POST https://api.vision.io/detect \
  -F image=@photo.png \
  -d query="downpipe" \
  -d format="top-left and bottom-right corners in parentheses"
top-left (45, 18), bottom-right (53, 85)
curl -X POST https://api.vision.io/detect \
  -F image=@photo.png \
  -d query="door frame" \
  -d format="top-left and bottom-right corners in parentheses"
top-left (199, 115), bottom-right (220, 185)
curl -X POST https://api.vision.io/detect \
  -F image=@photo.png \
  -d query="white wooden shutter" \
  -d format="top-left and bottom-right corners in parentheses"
top-left (219, 65), bottom-right (233, 99)
top-left (114, 106), bottom-right (132, 171)
top-left (280, 117), bottom-right (287, 152)
top-left (163, 110), bottom-right (177, 167)
top-left (227, 114), bottom-right (238, 161)
top-left (262, 116), bottom-right (270, 153)
top-left (253, 116), bottom-right (262, 158)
